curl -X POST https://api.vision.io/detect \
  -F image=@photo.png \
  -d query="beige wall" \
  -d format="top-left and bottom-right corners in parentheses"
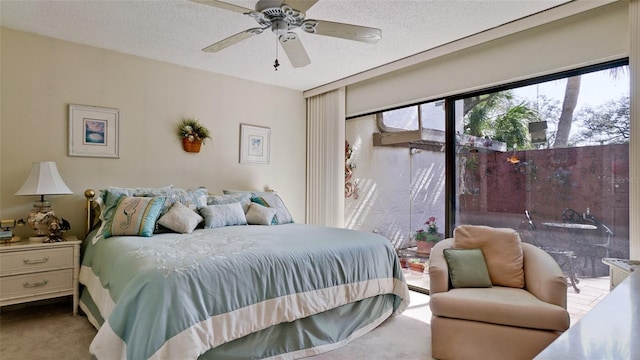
top-left (0, 28), bottom-right (306, 240)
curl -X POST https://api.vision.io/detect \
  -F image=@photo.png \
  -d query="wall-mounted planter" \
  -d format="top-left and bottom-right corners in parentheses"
top-left (182, 138), bottom-right (202, 153)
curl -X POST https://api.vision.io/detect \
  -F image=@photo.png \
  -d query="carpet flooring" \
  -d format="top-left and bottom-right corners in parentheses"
top-left (0, 291), bottom-right (432, 359)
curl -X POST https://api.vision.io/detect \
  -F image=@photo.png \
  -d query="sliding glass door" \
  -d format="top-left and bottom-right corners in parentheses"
top-left (345, 61), bottom-right (629, 296)
top-left (453, 63), bottom-right (630, 282)
top-left (345, 101), bottom-right (446, 293)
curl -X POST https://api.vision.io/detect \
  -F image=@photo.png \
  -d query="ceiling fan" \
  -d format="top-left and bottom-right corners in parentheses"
top-left (191, 0), bottom-right (382, 70)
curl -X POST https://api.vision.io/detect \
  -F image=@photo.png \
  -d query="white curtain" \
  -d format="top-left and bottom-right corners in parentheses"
top-left (306, 88), bottom-right (346, 227)
top-left (630, 0), bottom-right (640, 259)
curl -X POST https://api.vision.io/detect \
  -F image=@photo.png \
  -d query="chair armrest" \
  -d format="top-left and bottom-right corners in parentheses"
top-left (522, 242), bottom-right (568, 308)
top-left (428, 238), bottom-right (454, 294)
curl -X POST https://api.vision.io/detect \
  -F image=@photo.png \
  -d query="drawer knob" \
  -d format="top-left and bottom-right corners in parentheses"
top-left (23, 257), bottom-right (49, 265)
top-left (23, 280), bottom-right (49, 288)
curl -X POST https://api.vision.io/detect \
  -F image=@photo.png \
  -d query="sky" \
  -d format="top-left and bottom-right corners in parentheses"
top-left (514, 67), bottom-right (629, 111)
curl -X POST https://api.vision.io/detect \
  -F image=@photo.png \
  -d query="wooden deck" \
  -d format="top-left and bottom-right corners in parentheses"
top-left (566, 276), bottom-right (610, 325)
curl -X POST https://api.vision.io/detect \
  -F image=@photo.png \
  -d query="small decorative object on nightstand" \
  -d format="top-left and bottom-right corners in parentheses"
top-left (14, 162), bottom-right (73, 242)
top-left (0, 236), bottom-right (81, 314)
top-left (0, 219), bottom-right (25, 243)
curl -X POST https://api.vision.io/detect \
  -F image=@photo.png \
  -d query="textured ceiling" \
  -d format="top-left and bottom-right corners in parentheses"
top-left (0, 0), bottom-right (570, 91)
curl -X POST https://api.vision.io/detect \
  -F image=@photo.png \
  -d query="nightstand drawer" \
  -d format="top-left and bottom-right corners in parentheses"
top-left (0, 247), bottom-right (73, 275)
top-left (0, 269), bottom-right (73, 301)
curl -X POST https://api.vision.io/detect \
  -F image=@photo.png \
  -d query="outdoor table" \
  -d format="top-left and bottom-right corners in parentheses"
top-left (541, 222), bottom-right (597, 230)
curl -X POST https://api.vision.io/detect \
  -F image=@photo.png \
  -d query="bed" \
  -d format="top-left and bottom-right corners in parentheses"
top-left (78, 186), bottom-right (410, 359)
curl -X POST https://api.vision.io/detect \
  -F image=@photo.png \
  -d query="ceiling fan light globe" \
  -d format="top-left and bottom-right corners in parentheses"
top-left (271, 20), bottom-right (290, 35)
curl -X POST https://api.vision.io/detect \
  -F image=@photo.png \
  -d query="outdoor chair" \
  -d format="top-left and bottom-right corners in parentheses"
top-left (561, 208), bottom-right (583, 223)
top-left (577, 214), bottom-right (614, 277)
top-left (521, 210), bottom-right (580, 293)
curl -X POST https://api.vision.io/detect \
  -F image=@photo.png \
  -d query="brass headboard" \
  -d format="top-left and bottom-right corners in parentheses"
top-left (84, 189), bottom-right (100, 236)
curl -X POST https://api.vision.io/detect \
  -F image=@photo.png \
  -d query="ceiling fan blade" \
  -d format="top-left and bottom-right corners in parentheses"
top-left (302, 20), bottom-right (381, 44)
top-left (279, 33), bottom-right (311, 68)
top-left (190, 0), bottom-right (253, 14)
top-left (284, 0), bottom-right (319, 13)
top-left (202, 28), bottom-right (266, 53)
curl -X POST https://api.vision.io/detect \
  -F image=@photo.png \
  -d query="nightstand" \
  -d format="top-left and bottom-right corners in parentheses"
top-left (0, 236), bottom-right (81, 314)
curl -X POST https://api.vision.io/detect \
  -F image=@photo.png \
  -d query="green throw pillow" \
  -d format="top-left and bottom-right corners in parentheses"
top-left (444, 248), bottom-right (493, 288)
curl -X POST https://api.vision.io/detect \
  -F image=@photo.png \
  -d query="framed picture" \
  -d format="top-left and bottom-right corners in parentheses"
top-left (68, 104), bottom-right (119, 158)
top-left (240, 124), bottom-right (270, 164)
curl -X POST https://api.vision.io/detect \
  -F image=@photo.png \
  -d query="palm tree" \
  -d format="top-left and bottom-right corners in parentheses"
top-left (463, 91), bottom-right (539, 150)
top-left (553, 75), bottom-right (581, 148)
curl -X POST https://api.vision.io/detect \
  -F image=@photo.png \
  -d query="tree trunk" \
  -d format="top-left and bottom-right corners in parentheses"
top-left (554, 75), bottom-right (581, 148)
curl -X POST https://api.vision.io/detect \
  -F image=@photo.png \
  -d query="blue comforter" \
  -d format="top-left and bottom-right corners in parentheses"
top-left (79, 224), bottom-right (410, 359)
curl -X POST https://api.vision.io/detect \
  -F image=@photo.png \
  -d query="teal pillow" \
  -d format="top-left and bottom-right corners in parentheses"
top-left (103, 196), bottom-right (165, 238)
top-left (444, 248), bottom-right (493, 288)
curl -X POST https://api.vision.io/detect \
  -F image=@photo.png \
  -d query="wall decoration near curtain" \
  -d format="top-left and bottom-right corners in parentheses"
top-left (68, 104), bottom-right (119, 158)
top-left (345, 140), bottom-right (359, 199)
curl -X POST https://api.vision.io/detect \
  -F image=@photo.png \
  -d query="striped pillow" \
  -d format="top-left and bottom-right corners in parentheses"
top-left (104, 196), bottom-right (165, 238)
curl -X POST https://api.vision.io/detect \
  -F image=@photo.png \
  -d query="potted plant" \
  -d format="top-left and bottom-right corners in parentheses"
top-left (415, 216), bottom-right (440, 255)
top-left (408, 258), bottom-right (427, 272)
top-left (177, 118), bottom-right (211, 153)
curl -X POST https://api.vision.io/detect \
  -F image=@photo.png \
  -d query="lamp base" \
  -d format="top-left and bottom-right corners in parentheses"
top-left (29, 236), bottom-right (48, 242)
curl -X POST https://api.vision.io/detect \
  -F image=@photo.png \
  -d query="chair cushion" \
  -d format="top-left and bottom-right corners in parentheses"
top-left (444, 249), bottom-right (492, 288)
top-left (454, 225), bottom-right (525, 288)
top-left (430, 287), bottom-right (570, 332)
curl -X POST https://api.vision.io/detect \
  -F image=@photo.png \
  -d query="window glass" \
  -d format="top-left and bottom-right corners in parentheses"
top-left (454, 65), bottom-right (630, 283)
top-left (381, 106), bottom-right (418, 131)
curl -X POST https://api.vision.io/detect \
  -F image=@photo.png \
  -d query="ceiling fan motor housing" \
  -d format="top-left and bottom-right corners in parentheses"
top-left (195, 0), bottom-right (382, 68)
top-left (252, 0), bottom-right (306, 34)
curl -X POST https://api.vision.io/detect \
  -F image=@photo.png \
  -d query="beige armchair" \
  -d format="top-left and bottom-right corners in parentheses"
top-left (429, 226), bottom-right (570, 360)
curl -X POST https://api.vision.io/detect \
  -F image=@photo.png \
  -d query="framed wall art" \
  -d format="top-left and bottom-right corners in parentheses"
top-left (240, 124), bottom-right (270, 164)
top-left (68, 104), bottom-right (120, 158)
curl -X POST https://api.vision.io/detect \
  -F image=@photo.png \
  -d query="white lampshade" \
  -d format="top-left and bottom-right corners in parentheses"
top-left (15, 162), bottom-right (73, 196)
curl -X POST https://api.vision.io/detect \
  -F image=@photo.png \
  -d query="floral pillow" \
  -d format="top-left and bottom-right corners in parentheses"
top-left (138, 187), bottom-right (208, 218)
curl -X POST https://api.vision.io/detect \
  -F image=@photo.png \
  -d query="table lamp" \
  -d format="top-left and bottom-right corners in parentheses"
top-left (14, 161), bottom-right (73, 241)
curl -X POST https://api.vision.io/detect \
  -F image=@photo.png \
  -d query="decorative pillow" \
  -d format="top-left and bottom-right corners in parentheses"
top-left (101, 185), bottom-right (173, 215)
top-left (223, 190), bottom-right (293, 225)
top-left (443, 248), bottom-right (492, 288)
top-left (157, 202), bottom-right (203, 234)
top-left (245, 202), bottom-right (277, 225)
top-left (92, 186), bottom-right (174, 243)
top-left (139, 187), bottom-right (208, 218)
top-left (207, 193), bottom-right (252, 213)
top-left (453, 225), bottom-right (525, 288)
top-left (200, 202), bottom-right (247, 229)
top-left (103, 196), bottom-right (165, 238)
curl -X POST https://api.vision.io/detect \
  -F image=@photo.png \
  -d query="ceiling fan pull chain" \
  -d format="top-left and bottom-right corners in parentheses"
top-left (274, 22), bottom-right (280, 71)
